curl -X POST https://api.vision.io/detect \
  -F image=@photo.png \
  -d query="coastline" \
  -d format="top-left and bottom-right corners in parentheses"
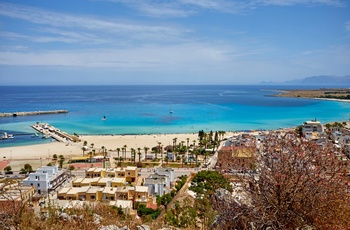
top-left (275, 88), bottom-right (350, 103)
top-left (0, 132), bottom-right (234, 170)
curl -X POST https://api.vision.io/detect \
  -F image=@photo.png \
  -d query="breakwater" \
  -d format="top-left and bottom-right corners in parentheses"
top-left (0, 110), bottom-right (68, 117)
top-left (31, 123), bottom-right (79, 143)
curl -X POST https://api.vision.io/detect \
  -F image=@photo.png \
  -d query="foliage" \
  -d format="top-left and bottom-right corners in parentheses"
top-left (213, 132), bottom-right (350, 229)
top-left (175, 175), bottom-right (187, 192)
top-left (3, 166), bottom-right (12, 172)
top-left (190, 170), bottom-right (232, 196)
top-left (136, 204), bottom-right (160, 220)
top-left (20, 164), bottom-right (33, 174)
top-left (58, 155), bottom-right (65, 168)
top-left (1, 197), bottom-right (134, 230)
top-left (165, 199), bottom-right (197, 228)
top-left (156, 193), bottom-right (173, 206)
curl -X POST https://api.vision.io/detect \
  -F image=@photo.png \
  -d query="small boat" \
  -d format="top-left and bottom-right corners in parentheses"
top-left (101, 116), bottom-right (106, 121)
top-left (1, 132), bottom-right (8, 140)
top-left (42, 135), bottom-right (50, 139)
top-left (8, 134), bottom-right (14, 139)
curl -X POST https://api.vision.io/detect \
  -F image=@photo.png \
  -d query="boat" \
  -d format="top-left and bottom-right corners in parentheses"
top-left (1, 132), bottom-right (8, 140)
top-left (8, 134), bottom-right (14, 139)
top-left (101, 116), bottom-right (106, 121)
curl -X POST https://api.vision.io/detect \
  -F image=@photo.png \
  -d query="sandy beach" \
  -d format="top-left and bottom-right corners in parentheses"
top-left (0, 132), bottom-right (234, 171)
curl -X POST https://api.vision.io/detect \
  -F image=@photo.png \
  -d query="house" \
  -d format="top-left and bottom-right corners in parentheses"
top-left (0, 183), bottom-right (36, 214)
top-left (217, 146), bottom-right (255, 171)
top-left (22, 166), bottom-right (68, 195)
top-left (144, 175), bottom-right (167, 196)
top-left (57, 185), bottom-right (153, 208)
top-left (85, 166), bottom-right (138, 184)
top-left (72, 177), bottom-right (126, 187)
top-left (302, 120), bottom-right (324, 137)
top-left (154, 168), bottom-right (174, 185)
top-left (110, 200), bottom-right (136, 216)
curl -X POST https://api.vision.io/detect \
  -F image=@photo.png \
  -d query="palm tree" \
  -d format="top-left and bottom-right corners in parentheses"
top-left (123, 145), bottom-right (127, 159)
top-left (130, 148), bottom-right (135, 163)
top-left (186, 137), bottom-right (190, 153)
top-left (144, 146), bottom-right (149, 160)
top-left (116, 148), bottom-right (121, 163)
top-left (152, 146), bottom-right (158, 161)
top-left (181, 154), bottom-right (186, 168)
top-left (82, 141), bottom-right (88, 157)
top-left (157, 142), bottom-right (162, 165)
top-left (122, 147), bottom-right (125, 160)
top-left (137, 147), bottom-right (142, 162)
top-left (58, 155), bottom-right (65, 168)
top-left (133, 148), bottom-right (136, 163)
top-left (103, 148), bottom-right (107, 168)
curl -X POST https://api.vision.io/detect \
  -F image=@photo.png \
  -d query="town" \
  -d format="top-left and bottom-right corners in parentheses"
top-left (1, 119), bottom-right (350, 229)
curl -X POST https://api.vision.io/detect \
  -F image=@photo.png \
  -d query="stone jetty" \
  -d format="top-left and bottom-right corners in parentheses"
top-left (0, 110), bottom-right (68, 117)
top-left (31, 123), bottom-right (79, 143)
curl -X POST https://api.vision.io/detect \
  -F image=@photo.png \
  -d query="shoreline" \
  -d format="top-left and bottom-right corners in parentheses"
top-left (0, 132), bottom-right (233, 171)
top-left (0, 132), bottom-right (234, 170)
top-left (275, 88), bottom-right (350, 103)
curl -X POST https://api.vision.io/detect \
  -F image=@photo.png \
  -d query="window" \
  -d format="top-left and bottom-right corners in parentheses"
top-left (90, 195), bottom-right (95, 200)
top-left (37, 183), bottom-right (40, 187)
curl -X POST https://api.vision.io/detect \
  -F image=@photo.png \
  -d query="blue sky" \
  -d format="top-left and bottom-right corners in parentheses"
top-left (0, 0), bottom-right (349, 85)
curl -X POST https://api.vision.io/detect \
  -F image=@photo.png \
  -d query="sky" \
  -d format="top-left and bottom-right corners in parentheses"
top-left (0, 0), bottom-right (349, 85)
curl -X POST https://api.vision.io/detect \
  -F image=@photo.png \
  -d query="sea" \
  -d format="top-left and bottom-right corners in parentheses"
top-left (1, 85), bottom-right (350, 147)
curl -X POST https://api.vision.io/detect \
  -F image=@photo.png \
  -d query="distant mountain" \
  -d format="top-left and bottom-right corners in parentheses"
top-left (261, 75), bottom-right (350, 85)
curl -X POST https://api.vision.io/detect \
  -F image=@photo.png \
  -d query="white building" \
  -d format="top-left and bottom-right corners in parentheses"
top-left (144, 175), bottom-right (166, 196)
top-left (154, 168), bottom-right (174, 185)
top-left (22, 166), bottom-right (68, 195)
top-left (302, 120), bottom-right (324, 137)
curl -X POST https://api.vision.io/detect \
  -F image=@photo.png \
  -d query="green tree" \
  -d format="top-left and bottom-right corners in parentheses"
top-left (190, 170), bottom-right (232, 196)
top-left (82, 141), bottom-right (88, 156)
top-left (143, 146), bottom-right (149, 159)
top-left (20, 163), bottom-right (32, 174)
top-left (137, 147), bottom-right (142, 162)
top-left (58, 155), bottom-right (65, 168)
top-left (116, 148), bottom-right (121, 162)
top-left (4, 166), bottom-right (12, 172)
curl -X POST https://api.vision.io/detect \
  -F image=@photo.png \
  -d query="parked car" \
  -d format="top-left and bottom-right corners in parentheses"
top-left (5, 171), bottom-right (13, 175)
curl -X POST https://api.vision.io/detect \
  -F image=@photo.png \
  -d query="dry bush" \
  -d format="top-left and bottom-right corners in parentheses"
top-left (1, 200), bottom-right (138, 230)
top-left (213, 132), bottom-right (350, 230)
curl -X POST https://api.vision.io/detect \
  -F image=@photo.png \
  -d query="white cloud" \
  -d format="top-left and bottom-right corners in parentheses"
top-left (0, 2), bottom-right (185, 44)
top-left (255, 0), bottom-right (346, 7)
top-left (100, 0), bottom-right (346, 18)
top-left (0, 43), bottom-right (234, 68)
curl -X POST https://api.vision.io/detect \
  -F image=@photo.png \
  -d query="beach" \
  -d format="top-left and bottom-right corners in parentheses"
top-left (0, 132), bottom-right (233, 171)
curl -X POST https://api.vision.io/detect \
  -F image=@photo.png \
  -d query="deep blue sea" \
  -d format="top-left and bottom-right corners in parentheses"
top-left (1, 85), bottom-right (350, 147)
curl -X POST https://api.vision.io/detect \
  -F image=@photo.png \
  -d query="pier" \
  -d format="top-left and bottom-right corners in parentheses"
top-left (31, 123), bottom-right (79, 143)
top-left (0, 110), bottom-right (68, 117)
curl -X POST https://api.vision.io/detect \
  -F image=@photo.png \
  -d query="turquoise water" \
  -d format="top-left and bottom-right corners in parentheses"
top-left (1, 85), bottom-right (350, 147)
